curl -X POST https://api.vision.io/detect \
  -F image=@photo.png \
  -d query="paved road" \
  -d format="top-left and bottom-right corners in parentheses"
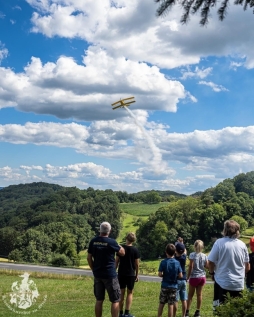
top-left (0, 262), bottom-right (213, 284)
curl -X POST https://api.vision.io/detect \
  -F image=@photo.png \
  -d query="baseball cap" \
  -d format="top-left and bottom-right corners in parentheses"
top-left (250, 237), bottom-right (254, 252)
top-left (175, 243), bottom-right (185, 253)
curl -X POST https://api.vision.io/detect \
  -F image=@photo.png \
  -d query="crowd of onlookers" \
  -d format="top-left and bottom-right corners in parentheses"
top-left (87, 220), bottom-right (254, 317)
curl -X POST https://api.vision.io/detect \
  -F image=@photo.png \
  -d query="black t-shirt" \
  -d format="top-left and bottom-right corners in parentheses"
top-left (246, 252), bottom-right (254, 287)
top-left (118, 245), bottom-right (140, 277)
top-left (88, 236), bottom-right (120, 279)
top-left (175, 254), bottom-right (187, 280)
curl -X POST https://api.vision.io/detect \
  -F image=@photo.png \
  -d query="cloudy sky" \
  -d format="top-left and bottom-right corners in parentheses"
top-left (0, 0), bottom-right (254, 194)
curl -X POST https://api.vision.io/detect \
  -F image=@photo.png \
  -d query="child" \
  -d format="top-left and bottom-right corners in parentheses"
top-left (116, 233), bottom-right (140, 317)
top-left (173, 243), bottom-right (187, 317)
top-left (246, 236), bottom-right (254, 292)
top-left (185, 240), bottom-right (208, 317)
top-left (158, 244), bottom-right (183, 317)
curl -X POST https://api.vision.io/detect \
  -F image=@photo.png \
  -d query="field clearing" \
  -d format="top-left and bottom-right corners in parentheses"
top-left (120, 202), bottom-right (169, 216)
top-left (0, 270), bottom-right (215, 317)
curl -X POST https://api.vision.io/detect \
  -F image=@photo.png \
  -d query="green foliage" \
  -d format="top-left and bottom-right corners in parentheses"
top-left (215, 291), bottom-right (254, 317)
top-left (143, 191), bottom-right (161, 204)
top-left (51, 254), bottom-right (73, 267)
top-left (230, 215), bottom-right (248, 232)
top-left (120, 202), bottom-right (169, 216)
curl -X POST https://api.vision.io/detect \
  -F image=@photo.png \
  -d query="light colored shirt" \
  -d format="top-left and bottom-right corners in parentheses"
top-left (208, 237), bottom-right (249, 291)
top-left (189, 252), bottom-right (207, 278)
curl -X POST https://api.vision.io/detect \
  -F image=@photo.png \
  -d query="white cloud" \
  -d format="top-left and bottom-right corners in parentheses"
top-left (180, 67), bottom-right (212, 80)
top-left (0, 47), bottom-right (186, 119)
top-left (198, 81), bottom-right (229, 92)
top-left (26, 0), bottom-right (254, 69)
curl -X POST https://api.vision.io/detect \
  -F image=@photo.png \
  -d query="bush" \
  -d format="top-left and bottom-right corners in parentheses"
top-left (51, 254), bottom-right (72, 267)
top-left (215, 290), bottom-right (254, 317)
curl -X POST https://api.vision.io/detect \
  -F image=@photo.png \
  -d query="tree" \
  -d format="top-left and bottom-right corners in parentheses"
top-left (155, 0), bottom-right (254, 26)
top-left (143, 191), bottom-right (161, 204)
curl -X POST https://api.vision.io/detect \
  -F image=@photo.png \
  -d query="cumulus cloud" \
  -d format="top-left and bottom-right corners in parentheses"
top-left (26, 0), bottom-right (254, 69)
top-left (0, 47), bottom-right (186, 119)
top-left (198, 81), bottom-right (229, 92)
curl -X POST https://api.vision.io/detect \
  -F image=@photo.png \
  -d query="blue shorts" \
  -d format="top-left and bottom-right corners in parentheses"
top-left (176, 280), bottom-right (188, 301)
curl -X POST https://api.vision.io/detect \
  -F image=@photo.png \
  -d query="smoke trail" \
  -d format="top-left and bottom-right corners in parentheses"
top-left (124, 106), bottom-right (167, 174)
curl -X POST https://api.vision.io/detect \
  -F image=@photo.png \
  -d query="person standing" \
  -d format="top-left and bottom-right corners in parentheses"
top-left (246, 237), bottom-right (254, 292)
top-left (185, 240), bottom-right (208, 317)
top-left (208, 220), bottom-right (250, 309)
top-left (87, 222), bottom-right (125, 317)
top-left (157, 244), bottom-right (182, 317)
top-left (116, 232), bottom-right (140, 317)
top-left (173, 242), bottom-right (187, 317)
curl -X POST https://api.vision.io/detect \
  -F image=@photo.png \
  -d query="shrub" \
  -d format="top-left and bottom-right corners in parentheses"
top-left (51, 254), bottom-right (72, 267)
top-left (215, 290), bottom-right (254, 317)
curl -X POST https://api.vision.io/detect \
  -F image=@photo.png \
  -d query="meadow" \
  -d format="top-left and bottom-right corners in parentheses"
top-left (120, 202), bottom-right (169, 216)
top-left (0, 270), bottom-right (215, 317)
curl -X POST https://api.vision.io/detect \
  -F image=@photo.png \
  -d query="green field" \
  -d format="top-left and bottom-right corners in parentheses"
top-left (120, 202), bottom-right (169, 216)
top-left (0, 270), bottom-right (215, 317)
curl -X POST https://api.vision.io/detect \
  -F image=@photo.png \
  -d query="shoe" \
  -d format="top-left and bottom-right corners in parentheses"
top-left (124, 314), bottom-right (135, 317)
top-left (194, 312), bottom-right (200, 317)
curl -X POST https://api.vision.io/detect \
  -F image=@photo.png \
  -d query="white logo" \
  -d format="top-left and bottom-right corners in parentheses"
top-left (2, 272), bottom-right (47, 315)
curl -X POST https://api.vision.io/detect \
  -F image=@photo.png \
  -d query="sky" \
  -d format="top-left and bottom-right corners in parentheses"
top-left (1, 0), bottom-right (254, 194)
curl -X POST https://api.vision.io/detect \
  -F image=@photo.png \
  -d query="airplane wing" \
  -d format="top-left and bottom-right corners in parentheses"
top-left (111, 97), bottom-right (135, 110)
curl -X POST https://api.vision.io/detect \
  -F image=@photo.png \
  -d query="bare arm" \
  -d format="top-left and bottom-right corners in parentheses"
top-left (158, 271), bottom-right (163, 277)
top-left (117, 246), bottom-right (125, 257)
top-left (245, 262), bottom-right (250, 274)
top-left (87, 253), bottom-right (93, 271)
top-left (178, 272), bottom-right (183, 279)
top-left (208, 260), bottom-right (215, 273)
top-left (187, 259), bottom-right (193, 280)
top-left (115, 255), bottom-right (120, 270)
top-left (135, 258), bottom-right (140, 281)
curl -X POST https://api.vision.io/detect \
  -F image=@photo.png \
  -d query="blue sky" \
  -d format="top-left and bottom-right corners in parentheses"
top-left (1, 0), bottom-right (254, 194)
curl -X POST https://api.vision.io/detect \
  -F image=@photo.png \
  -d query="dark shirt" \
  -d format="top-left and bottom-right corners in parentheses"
top-left (246, 252), bottom-right (254, 287)
top-left (175, 254), bottom-right (187, 280)
top-left (88, 236), bottom-right (120, 279)
top-left (118, 245), bottom-right (140, 277)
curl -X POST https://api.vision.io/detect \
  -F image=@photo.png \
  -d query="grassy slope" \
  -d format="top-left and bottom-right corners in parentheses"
top-left (120, 202), bottom-right (169, 216)
top-left (0, 270), bottom-right (214, 317)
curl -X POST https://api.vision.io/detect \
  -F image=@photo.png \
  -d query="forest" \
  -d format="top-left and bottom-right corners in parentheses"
top-left (0, 171), bottom-right (254, 264)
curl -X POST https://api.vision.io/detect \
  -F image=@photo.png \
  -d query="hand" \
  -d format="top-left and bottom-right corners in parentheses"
top-left (135, 276), bottom-right (139, 282)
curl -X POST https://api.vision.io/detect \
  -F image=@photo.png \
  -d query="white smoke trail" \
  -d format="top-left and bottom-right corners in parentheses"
top-left (124, 106), bottom-right (167, 174)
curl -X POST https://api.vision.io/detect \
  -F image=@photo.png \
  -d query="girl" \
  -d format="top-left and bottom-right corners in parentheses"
top-left (185, 240), bottom-right (208, 317)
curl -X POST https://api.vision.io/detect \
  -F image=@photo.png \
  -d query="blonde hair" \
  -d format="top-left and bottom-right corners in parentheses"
top-left (126, 232), bottom-right (136, 243)
top-left (194, 240), bottom-right (204, 253)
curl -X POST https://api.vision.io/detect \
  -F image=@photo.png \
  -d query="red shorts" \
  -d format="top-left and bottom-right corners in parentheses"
top-left (189, 277), bottom-right (206, 287)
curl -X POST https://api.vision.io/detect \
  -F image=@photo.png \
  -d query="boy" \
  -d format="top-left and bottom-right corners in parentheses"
top-left (173, 243), bottom-right (187, 317)
top-left (158, 244), bottom-right (183, 317)
top-left (116, 233), bottom-right (140, 317)
top-left (246, 237), bottom-right (254, 292)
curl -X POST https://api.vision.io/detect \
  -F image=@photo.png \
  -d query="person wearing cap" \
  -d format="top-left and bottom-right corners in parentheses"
top-left (173, 242), bottom-right (187, 317)
top-left (87, 221), bottom-right (125, 317)
top-left (185, 240), bottom-right (208, 317)
top-left (246, 236), bottom-right (254, 292)
top-left (208, 220), bottom-right (250, 308)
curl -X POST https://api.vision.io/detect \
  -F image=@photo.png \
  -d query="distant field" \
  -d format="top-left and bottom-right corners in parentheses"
top-left (243, 227), bottom-right (254, 236)
top-left (120, 202), bottom-right (169, 216)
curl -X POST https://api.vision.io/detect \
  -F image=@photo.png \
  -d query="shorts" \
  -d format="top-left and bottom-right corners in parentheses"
top-left (176, 280), bottom-right (188, 301)
top-left (118, 276), bottom-right (136, 291)
top-left (94, 277), bottom-right (121, 303)
top-left (159, 288), bottom-right (177, 305)
top-left (189, 277), bottom-right (206, 287)
top-left (213, 281), bottom-right (242, 305)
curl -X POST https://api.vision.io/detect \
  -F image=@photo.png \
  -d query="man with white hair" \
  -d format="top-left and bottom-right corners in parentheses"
top-left (208, 219), bottom-right (250, 309)
top-left (87, 222), bottom-right (125, 317)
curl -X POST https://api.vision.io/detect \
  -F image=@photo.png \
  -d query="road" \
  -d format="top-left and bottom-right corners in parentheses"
top-left (0, 262), bottom-right (213, 283)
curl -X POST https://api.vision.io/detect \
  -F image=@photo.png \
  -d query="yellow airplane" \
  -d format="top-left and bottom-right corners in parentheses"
top-left (111, 96), bottom-right (135, 110)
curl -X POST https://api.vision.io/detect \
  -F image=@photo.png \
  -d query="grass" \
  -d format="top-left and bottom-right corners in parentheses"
top-left (0, 270), bottom-right (215, 317)
top-left (120, 202), bottom-right (169, 216)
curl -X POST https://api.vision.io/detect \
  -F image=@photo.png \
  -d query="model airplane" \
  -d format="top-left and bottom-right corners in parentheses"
top-left (111, 97), bottom-right (135, 110)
